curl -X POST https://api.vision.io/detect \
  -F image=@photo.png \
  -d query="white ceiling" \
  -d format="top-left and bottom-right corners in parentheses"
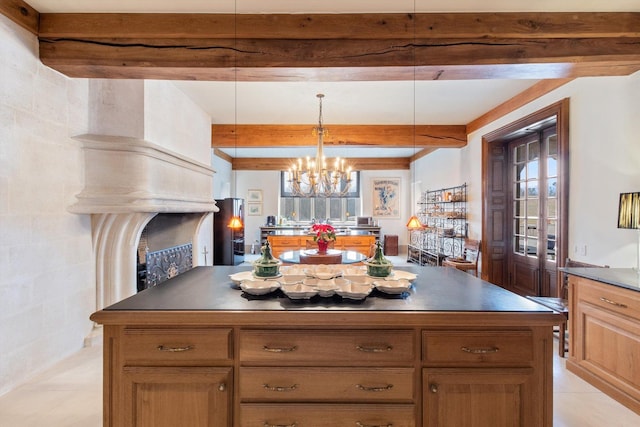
top-left (27, 0), bottom-right (640, 159)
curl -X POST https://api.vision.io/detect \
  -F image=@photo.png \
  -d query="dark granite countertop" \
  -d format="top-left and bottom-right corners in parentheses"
top-left (104, 265), bottom-right (555, 313)
top-left (561, 267), bottom-right (640, 292)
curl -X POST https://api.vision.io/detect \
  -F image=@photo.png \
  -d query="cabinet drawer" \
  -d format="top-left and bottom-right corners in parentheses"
top-left (121, 328), bottom-right (232, 364)
top-left (240, 367), bottom-right (414, 402)
top-left (422, 331), bottom-right (533, 365)
top-left (240, 403), bottom-right (416, 427)
top-left (268, 237), bottom-right (301, 247)
top-left (574, 276), bottom-right (640, 321)
top-left (240, 330), bottom-right (414, 364)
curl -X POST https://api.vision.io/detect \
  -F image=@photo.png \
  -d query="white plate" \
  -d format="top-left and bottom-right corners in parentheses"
top-left (240, 279), bottom-right (281, 295)
top-left (253, 272), bottom-right (282, 279)
top-left (374, 279), bottom-right (412, 295)
top-left (281, 283), bottom-right (318, 299)
top-left (229, 270), bottom-right (254, 285)
top-left (342, 265), bottom-right (367, 276)
top-left (335, 282), bottom-right (372, 300)
top-left (303, 265), bottom-right (343, 280)
top-left (280, 274), bottom-right (307, 285)
top-left (389, 270), bottom-right (417, 281)
top-left (342, 275), bottom-right (374, 286)
top-left (280, 265), bottom-right (305, 276)
top-left (303, 277), bottom-right (339, 297)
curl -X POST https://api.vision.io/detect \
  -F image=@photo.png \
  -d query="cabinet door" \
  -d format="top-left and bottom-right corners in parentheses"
top-left (121, 366), bottom-right (231, 427)
top-left (423, 368), bottom-right (540, 427)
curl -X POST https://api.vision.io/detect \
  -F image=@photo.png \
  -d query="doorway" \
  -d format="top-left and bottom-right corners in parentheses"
top-left (481, 99), bottom-right (569, 297)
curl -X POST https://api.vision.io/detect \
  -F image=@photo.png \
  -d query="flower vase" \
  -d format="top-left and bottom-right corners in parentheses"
top-left (317, 240), bottom-right (329, 254)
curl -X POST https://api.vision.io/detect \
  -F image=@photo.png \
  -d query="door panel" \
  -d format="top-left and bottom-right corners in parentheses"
top-left (507, 125), bottom-right (558, 297)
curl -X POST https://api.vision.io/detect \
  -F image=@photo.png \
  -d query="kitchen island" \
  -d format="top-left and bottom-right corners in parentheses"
top-left (91, 265), bottom-right (561, 427)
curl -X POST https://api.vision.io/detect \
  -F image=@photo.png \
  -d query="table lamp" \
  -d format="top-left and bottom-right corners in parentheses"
top-left (617, 191), bottom-right (640, 274)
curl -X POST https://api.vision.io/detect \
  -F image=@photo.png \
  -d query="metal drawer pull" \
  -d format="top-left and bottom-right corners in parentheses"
top-left (156, 345), bottom-right (193, 352)
top-left (599, 297), bottom-right (628, 308)
top-left (356, 384), bottom-right (394, 392)
top-left (430, 383), bottom-right (438, 393)
top-left (461, 346), bottom-right (499, 354)
top-left (263, 345), bottom-right (298, 353)
top-left (356, 344), bottom-right (393, 353)
top-left (263, 383), bottom-right (298, 392)
top-left (356, 422), bottom-right (392, 427)
top-left (218, 383), bottom-right (226, 392)
top-left (263, 423), bottom-right (297, 427)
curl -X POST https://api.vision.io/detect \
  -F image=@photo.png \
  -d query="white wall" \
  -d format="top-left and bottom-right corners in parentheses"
top-left (0, 15), bottom-right (94, 396)
top-left (457, 72), bottom-right (640, 268)
top-left (145, 80), bottom-right (212, 163)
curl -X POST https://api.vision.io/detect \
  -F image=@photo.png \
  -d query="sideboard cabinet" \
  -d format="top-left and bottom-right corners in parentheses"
top-left (267, 234), bottom-right (375, 257)
top-left (567, 272), bottom-right (640, 415)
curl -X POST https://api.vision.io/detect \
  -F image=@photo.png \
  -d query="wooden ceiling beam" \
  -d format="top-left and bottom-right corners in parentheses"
top-left (212, 124), bottom-right (467, 149)
top-left (232, 157), bottom-right (411, 171)
top-left (0, 0), bottom-right (39, 35)
top-left (38, 12), bottom-right (640, 39)
top-left (36, 12), bottom-right (640, 81)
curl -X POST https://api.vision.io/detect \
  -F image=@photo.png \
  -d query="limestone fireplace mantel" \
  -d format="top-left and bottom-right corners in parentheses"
top-left (69, 133), bottom-right (218, 310)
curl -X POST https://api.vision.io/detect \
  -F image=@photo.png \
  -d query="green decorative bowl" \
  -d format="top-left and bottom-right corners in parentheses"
top-left (363, 261), bottom-right (393, 278)
top-left (253, 260), bottom-right (282, 278)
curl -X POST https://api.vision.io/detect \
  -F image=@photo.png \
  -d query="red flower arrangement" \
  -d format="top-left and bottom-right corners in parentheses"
top-left (311, 223), bottom-right (336, 243)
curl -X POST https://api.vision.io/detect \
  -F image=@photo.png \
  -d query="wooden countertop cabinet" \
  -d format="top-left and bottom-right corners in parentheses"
top-left (92, 266), bottom-right (559, 427)
top-left (267, 234), bottom-right (375, 257)
top-left (567, 274), bottom-right (640, 415)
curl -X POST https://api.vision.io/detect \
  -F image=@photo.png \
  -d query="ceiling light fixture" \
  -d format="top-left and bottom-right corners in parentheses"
top-left (406, 1), bottom-right (423, 230)
top-left (228, 0), bottom-right (243, 229)
top-left (287, 94), bottom-right (354, 198)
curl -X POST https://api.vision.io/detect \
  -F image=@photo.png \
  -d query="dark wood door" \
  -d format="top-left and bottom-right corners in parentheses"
top-left (507, 126), bottom-right (558, 297)
top-left (482, 99), bottom-right (569, 297)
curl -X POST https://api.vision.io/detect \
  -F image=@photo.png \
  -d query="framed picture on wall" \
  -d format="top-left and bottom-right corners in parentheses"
top-left (247, 189), bottom-right (263, 202)
top-left (372, 178), bottom-right (400, 218)
top-left (248, 203), bottom-right (263, 216)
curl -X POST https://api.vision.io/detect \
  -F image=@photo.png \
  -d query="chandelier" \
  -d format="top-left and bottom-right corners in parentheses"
top-left (287, 94), bottom-right (353, 197)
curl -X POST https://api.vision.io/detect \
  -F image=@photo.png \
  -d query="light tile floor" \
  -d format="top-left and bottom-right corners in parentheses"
top-left (2, 257), bottom-right (639, 426)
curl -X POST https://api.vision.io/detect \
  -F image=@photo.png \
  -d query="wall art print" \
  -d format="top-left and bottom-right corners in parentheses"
top-left (372, 178), bottom-right (400, 218)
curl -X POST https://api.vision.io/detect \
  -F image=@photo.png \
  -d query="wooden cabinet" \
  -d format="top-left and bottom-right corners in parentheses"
top-left (239, 328), bottom-right (415, 426)
top-left (423, 368), bottom-right (538, 427)
top-left (567, 274), bottom-right (640, 414)
top-left (92, 267), bottom-right (559, 427)
top-left (335, 235), bottom-right (375, 255)
top-left (109, 327), bottom-right (233, 427)
top-left (122, 366), bottom-right (231, 427)
top-left (422, 329), bottom-right (542, 426)
top-left (267, 234), bottom-right (375, 257)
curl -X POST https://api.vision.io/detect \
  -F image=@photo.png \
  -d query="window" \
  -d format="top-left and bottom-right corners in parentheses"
top-left (279, 172), bottom-right (361, 222)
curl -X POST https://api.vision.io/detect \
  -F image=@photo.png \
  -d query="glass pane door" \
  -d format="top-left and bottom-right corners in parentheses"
top-left (513, 138), bottom-right (540, 258)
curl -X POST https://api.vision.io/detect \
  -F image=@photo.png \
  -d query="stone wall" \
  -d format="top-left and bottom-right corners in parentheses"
top-left (0, 14), bottom-right (94, 396)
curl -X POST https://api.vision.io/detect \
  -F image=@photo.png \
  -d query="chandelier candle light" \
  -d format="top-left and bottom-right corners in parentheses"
top-left (288, 94), bottom-right (353, 197)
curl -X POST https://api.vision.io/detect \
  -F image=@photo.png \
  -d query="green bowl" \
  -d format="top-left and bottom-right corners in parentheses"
top-left (253, 261), bottom-right (282, 278)
top-left (364, 262), bottom-right (393, 278)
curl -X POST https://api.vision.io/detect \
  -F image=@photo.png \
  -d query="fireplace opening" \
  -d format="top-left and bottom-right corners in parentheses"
top-left (136, 213), bottom-right (209, 292)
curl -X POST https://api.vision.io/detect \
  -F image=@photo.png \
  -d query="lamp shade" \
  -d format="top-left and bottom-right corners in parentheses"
top-left (617, 192), bottom-right (640, 229)
top-left (406, 215), bottom-right (423, 230)
top-left (228, 215), bottom-right (243, 229)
